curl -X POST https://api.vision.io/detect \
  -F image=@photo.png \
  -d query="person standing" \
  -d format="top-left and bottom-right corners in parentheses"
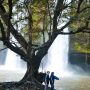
top-left (44, 71), bottom-right (50, 90)
top-left (50, 72), bottom-right (59, 90)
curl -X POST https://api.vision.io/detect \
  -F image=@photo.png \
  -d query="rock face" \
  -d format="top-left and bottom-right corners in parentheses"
top-left (69, 52), bottom-right (90, 70)
top-left (69, 34), bottom-right (90, 70)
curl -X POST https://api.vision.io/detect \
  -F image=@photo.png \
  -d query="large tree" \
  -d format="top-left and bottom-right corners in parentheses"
top-left (0, 0), bottom-right (90, 89)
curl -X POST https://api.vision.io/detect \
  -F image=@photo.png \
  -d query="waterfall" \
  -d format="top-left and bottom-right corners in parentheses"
top-left (0, 49), bottom-right (27, 73)
top-left (39, 28), bottom-right (72, 77)
top-left (5, 49), bottom-right (26, 71)
top-left (0, 49), bottom-right (27, 82)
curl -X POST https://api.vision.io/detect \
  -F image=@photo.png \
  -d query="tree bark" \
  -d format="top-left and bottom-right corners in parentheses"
top-left (21, 63), bottom-right (33, 81)
top-left (32, 34), bottom-right (58, 75)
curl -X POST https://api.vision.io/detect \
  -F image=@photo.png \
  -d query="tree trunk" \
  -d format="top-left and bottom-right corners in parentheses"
top-left (21, 63), bottom-right (33, 81)
top-left (20, 33), bottom-right (57, 84)
top-left (32, 34), bottom-right (57, 76)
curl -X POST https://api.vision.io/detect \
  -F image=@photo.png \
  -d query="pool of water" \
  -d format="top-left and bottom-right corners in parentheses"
top-left (0, 70), bottom-right (25, 82)
top-left (55, 75), bottom-right (90, 90)
top-left (0, 70), bottom-right (90, 90)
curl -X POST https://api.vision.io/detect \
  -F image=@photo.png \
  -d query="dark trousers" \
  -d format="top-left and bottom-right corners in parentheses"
top-left (51, 84), bottom-right (54, 90)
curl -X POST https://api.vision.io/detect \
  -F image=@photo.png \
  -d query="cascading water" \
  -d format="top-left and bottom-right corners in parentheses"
top-left (0, 36), bottom-right (27, 72)
top-left (0, 48), bottom-right (27, 82)
top-left (39, 28), bottom-right (73, 77)
top-left (0, 49), bottom-right (27, 72)
top-left (4, 49), bottom-right (27, 71)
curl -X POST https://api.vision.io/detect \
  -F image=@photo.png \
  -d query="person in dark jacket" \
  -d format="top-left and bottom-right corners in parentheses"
top-left (50, 72), bottom-right (59, 90)
top-left (44, 71), bottom-right (50, 90)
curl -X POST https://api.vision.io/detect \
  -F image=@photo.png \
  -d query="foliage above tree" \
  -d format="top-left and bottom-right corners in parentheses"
top-left (68, 0), bottom-right (90, 52)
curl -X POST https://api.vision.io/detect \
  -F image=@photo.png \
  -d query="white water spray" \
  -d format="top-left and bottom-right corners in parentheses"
top-left (5, 49), bottom-right (26, 71)
top-left (0, 49), bottom-right (27, 73)
top-left (39, 28), bottom-right (73, 77)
